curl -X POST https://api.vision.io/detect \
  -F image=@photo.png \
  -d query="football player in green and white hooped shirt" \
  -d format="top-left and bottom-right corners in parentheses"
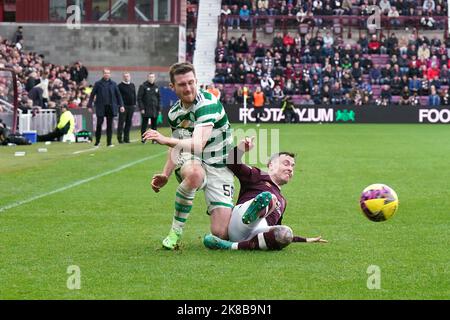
top-left (143, 62), bottom-right (234, 250)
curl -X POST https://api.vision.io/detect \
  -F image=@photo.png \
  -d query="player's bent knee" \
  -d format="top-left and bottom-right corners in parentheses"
top-left (181, 165), bottom-right (205, 189)
top-left (272, 226), bottom-right (293, 249)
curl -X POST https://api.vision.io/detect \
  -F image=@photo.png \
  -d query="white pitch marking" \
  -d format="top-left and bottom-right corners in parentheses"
top-left (72, 147), bottom-right (99, 154)
top-left (0, 152), bottom-right (166, 213)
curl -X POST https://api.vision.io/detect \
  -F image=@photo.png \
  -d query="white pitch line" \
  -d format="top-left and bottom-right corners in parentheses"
top-left (73, 147), bottom-right (99, 154)
top-left (72, 139), bottom-right (141, 154)
top-left (0, 151), bottom-right (166, 213)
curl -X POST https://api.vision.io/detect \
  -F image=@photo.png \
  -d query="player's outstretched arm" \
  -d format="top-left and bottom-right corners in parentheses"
top-left (237, 136), bottom-right (255, 153)
top-left (142, 125), bottom-right (213, 154)
top-left (293, 235), bottom-right (328, 243)
top-left (151, 148), bottom-right (176, 193)
top-left (226, 136), bottom-right (259, 181)
top-left (306, 236), bottom-right (328, 243)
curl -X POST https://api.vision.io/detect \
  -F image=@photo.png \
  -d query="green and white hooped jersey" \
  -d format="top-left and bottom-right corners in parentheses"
top-left (168, 89), bottom-right (233, 166)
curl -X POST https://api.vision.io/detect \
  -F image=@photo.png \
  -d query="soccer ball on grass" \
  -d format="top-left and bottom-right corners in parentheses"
top-left (359, 184), bottom-right (399, 222)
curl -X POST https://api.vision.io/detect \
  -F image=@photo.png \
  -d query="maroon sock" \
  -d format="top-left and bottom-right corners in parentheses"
top-left (292, 235), bottom-right (307, 242)
top-left (237, 229), bottom-right (281, 250)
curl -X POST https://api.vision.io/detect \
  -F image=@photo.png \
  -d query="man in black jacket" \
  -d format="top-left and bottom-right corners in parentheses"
top-left (117, 72), bottom-right (136, 144)
top-left (69, 61), bottom-right (89, 84)
top-left (137, 73), bottom-right (161, 144)
top-left (87, 69), bottom-right (124, 147)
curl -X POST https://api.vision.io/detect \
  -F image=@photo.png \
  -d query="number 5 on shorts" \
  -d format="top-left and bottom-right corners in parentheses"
top-left (223, 185), bottom-right (234, 197)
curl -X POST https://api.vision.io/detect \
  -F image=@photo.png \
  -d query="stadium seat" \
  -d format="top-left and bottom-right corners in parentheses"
top-left (264, 18), bottom-right (275, 34)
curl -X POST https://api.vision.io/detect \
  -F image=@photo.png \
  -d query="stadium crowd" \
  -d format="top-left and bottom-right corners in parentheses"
top-left (0, 27), bottom-right (91, 115)
top-left (213, 0), bottom-right (450, 106)
top-left (2, 1), bottom-right (450, 115)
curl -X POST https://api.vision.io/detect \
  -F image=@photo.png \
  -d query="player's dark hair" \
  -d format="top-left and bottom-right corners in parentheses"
top-left (267, 152), bottom-right (296, 167)
top-left (169, 62), bottom-right (196, 84)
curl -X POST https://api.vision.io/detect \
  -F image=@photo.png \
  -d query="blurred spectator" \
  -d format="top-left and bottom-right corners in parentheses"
top-left (423, 0), bottom-right (436, 13)
top-left (272, 84), bottom-right (285, 102)
top-left (377, 85), bottom-right (392, 106)
top-left (281, 96), bottom-right (297, 123)
top-left (221, 4), bottom-right (232, 28)
top-left (239, 5), bottom-right (252, 29)
top-left (235, 64), bottom-right (247, 84)
top-left (260, 73), bottom-right (275, 98)
top-left (368, 35), bottom-right (381, 54)
top-left (233, 86), bottom-right (244, 104)
top-left (379, 0), bottom-right (391, 14)
top-left (237, 34), bottom-right (249, 53)
top-left (399, 87), bottom-right (411, 105)
top-left (215, 41), bottom-right (228, 62)
top-left (254, 42), bottom-right (266, 63)
top-left (0, 118), bottom-right (9, 143)
top-left (207, 83), bottom-right (221, 100)
top-left (252, 85), bottom-right (265, 127)
top-left (428, 85), bottom-right (441, 105)
top-left (300, 94), bottom-right (315, 105)
top-left (28, 83), bottom-right (44, 108)
top-left (69, 61), bottom-right (89, 84)
top-left (441, 88), bottom-right (450, 105)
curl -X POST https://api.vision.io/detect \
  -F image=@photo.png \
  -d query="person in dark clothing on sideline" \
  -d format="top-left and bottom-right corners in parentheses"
top-left (117, 72), bottom-right (136, 144)
top-left (87, 69), bottom-right (124, 147)
top-left (137, 73), bottom-right (161, 144)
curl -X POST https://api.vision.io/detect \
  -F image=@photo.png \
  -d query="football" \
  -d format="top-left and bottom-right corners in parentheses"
top-left (360, 184), bottom-right (399, 222)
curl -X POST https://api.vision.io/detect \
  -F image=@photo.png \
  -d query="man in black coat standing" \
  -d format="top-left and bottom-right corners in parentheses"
top-left (137, 73), bottom-right (161, 144)
top-left (117, 72), bottom-right (136, 144)
top-left (87, 69), bottom-right (124, 147)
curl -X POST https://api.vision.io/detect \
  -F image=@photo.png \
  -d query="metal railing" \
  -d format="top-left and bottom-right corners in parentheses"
top-left (219, 15), bottom-right (449, 43)
top-left (18, 109), bottom-right (57, 135)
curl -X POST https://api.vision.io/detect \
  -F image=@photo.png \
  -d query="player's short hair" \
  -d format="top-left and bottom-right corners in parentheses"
top-left (169, 62), bottom-right (196, 84)
top-left (267, 152), bottom-right (296, 167)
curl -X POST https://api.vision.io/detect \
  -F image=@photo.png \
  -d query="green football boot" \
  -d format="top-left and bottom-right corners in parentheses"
top-left (203, 234), bottom-right (233, 250)
top-left (162, 228), bottom-right (182, 250)
top-left (241, 191), bottom-right (273, 224)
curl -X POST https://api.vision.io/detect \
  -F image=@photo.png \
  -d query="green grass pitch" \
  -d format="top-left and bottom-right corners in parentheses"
top-left (0, 124), bottom-right (449, 299)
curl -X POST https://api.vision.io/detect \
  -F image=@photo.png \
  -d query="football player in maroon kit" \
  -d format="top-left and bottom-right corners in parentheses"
top-left (203, 137), bottom-right (327, 250)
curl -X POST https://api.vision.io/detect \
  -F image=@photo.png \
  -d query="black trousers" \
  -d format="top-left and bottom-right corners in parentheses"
top-left (37, 128), bottom-right (64, 142)
top-left (284, 110), bottom-right (297, 123)
top-left (96, 104), bottom-right (114, 145)
top-left (117, 105), bottom-right (134, 143)
top-left (254, 107), bottom-right (264, 123)
top-left (141, 115), bottom-right (157, 136)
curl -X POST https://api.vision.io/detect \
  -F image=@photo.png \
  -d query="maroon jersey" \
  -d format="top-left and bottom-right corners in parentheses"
top-left (227, 147), bottom-right (287, 226)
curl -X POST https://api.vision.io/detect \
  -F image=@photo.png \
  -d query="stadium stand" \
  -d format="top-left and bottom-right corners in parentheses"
top-left (187, 0), bottom-right (199, 62)
top-left (0, 32), bottom-right (91, 114)
top-left (213, 0), bottom-right (450, 106)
